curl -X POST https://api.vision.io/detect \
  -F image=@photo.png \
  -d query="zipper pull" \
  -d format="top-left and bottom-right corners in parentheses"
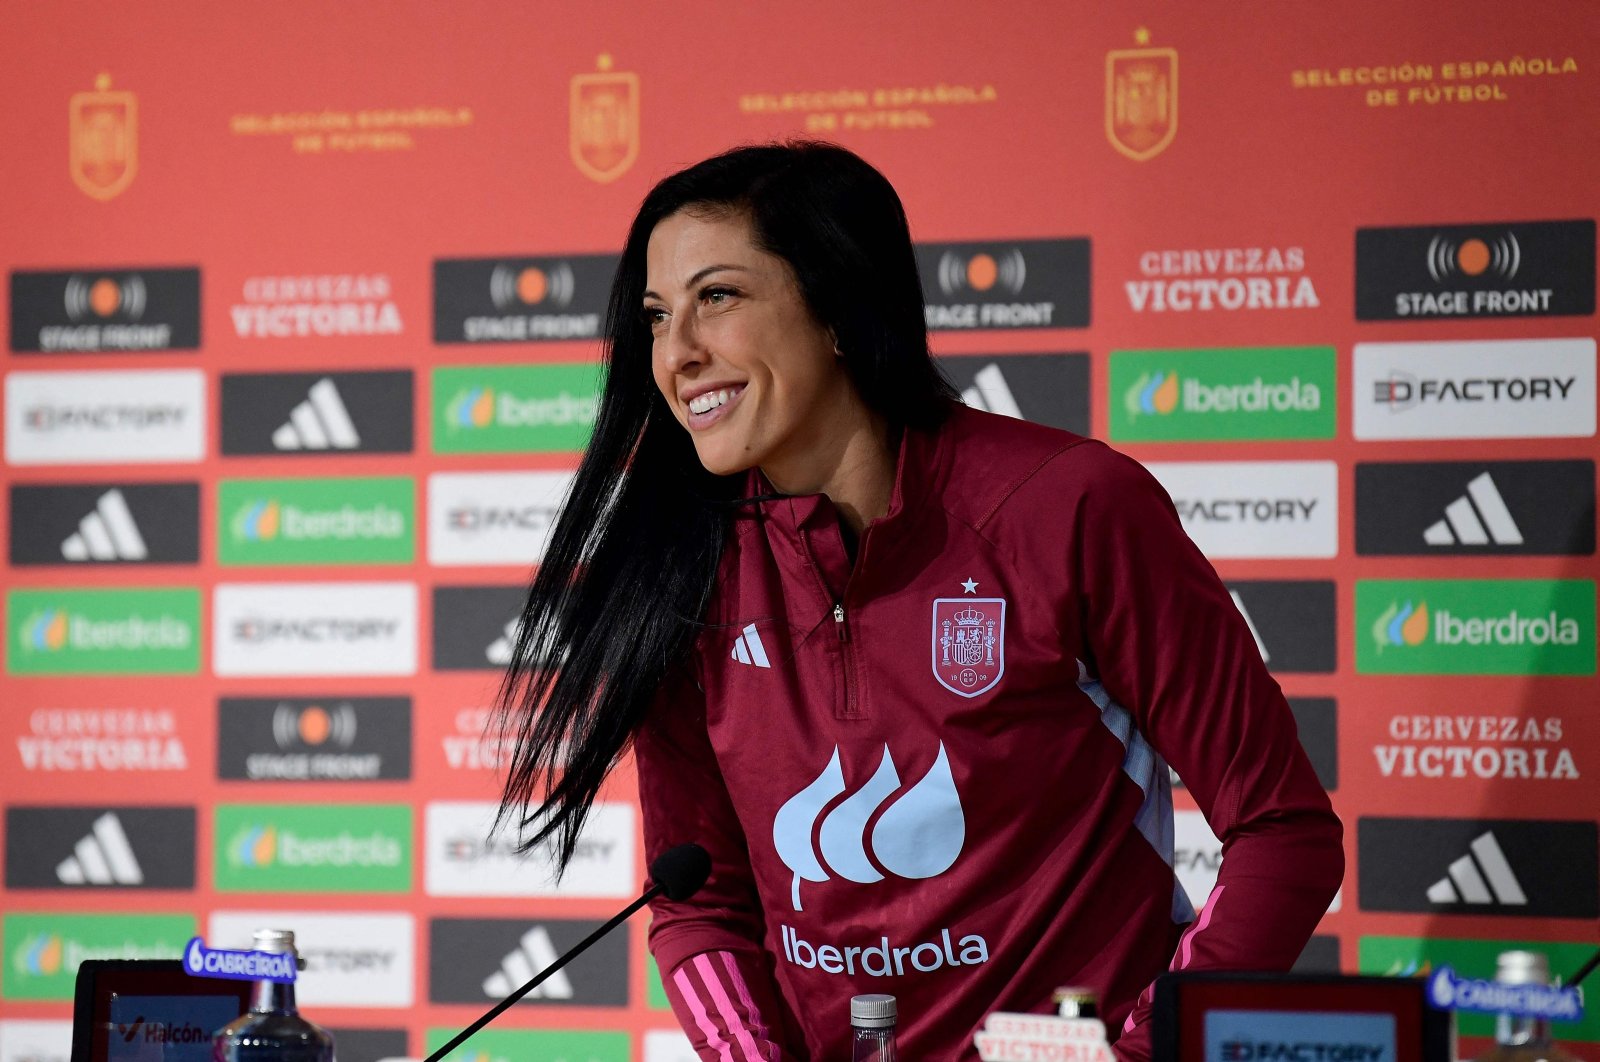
top-left (833, 603), bottom-right (849, 642)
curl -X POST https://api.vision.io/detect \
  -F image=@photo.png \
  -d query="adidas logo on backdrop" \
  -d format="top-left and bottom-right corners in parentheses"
top-left (1422, 472), bottom-right (1522, 547)
top-left (1426, 830), bottom-right (1526, 906)
top-left (959, 364), bottom-right (1024, 419)
top-left (60, 489), bottom-right (147, 561)
top-left (272, 378), bottom-right (360, 450)
top-left (56, 812), bottom-right (144, 885)
top-left (482, 926), bottom-right (571, 999)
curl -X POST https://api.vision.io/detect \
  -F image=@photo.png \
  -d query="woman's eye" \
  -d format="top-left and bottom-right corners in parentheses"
top-left (641, 306), bottom-right (668, 327)
top-left (701, 286), bottom-right (735, 305)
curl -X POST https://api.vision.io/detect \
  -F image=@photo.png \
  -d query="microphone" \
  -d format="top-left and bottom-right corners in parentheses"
top-left (422, 843), bottom-right (711, 1062)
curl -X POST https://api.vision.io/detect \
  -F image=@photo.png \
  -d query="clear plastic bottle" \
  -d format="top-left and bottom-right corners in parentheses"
top-left (850, 993), bottom-right (897, 1062)
top-left (212, 930), bottom-right (334, 1062)
top-left (1472, 950), bottom-right (1584, 1062)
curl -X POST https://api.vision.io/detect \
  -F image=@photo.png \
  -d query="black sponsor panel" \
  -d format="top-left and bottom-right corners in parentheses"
top-left (10, 267), bottom-right (202, 352)
top-left (917, 238), bottom-right (1090, 331)
top-left (220, 370), bottom-right (414, 455)
top-left (1355, 219), bottom-right (1595, 321)
top-left (428, 918), bottom-right (628, 1006)
top-left (432, 585), bottom-right (526, 671)
top-left (939, 353), bottom-right (1090, 435)
top-left (1224, 580), bottom-right (1336, 673)
top-left (1287, 698), bottom-right (1338, 791)
top-left (1291, 935), bottom-right (1341, 973)
top-left (433, 255), bottom-right (617, 343)
top-left (4, 806), bottom-right (196, 889)
top-left (9, 482), bottom-right (200, 565)
top-left (326, 1029), bottom-right (407, 1062)
top-left (1358, 817), bottom-right (1598, 918)
top-left (1355, 460), bottom-right (1594, 556)
top-left (217, 697), bottom-right (412, 781)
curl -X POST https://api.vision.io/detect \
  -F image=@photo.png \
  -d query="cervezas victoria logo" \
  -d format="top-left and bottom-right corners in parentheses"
top-left (230, 274), bottom-right (401, 338)
top-left (1106, 28), bottom-right (1177, 161)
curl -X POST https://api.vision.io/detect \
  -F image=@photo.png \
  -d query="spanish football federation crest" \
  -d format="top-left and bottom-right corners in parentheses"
top-left (570, 54), bottom-right (639, 184)
top-left (70, 73), bottom-right (138, 200)
top-left (932, 595), bottom-right (1006, 697)
top-left (1106, 29), bottom-right (1177, 162)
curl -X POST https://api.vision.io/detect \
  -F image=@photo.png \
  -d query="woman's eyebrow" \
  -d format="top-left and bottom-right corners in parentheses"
top-left (643, 264), bottom-right (752, 300)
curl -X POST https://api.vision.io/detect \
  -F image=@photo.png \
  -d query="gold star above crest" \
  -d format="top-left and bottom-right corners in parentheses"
top-left (1134, 27), bottom-right (1151, 46)
top-left (597, 53), bottom-right (614, 72)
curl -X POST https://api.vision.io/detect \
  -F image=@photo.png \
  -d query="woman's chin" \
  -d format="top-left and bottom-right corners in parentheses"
top-left (691, 440), bottom-right (757, 478)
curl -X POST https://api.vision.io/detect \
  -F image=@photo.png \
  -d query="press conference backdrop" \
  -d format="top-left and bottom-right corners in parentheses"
top-left (1, 2), bottom-right (1596, 1060)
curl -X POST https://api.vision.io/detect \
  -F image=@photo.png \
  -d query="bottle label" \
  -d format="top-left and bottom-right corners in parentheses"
top-left (182, 936), bottom-right (297, 983)
top-left (1426, 966), bottom-right (1583, 1021)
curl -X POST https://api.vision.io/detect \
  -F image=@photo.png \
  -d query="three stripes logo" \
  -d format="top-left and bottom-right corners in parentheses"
top-left (958, 363), bottom-right (1024, 419)
top-left (1355, 460), bottom-right (1594, 556)
top-left (1422, 472), bottom-right (1521, 547)
top-left (3, 807), bottom-right (196, 889)
top-left (272, 378), bottom-right (360, 450)
top-left (940, 353), bottom-right (1090, 434)
top-left (482, 926), bottom-right (572, 1000)
top-left (55, 813), bottom-right (142, 885)
top-left (10, 483), bottom-right (199, 566)
top-left (730, 624), bottom-right (770, 668)
top-left (60, 489), bottom-right (146, 560)
top-left (1425, 831), bottom-right (1525, 907)
top-left (427, 918), bottom-right (628, 1006)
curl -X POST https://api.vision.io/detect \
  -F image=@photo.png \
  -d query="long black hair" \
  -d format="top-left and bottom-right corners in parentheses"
top-left (494, 141), bottom-right (959, 869)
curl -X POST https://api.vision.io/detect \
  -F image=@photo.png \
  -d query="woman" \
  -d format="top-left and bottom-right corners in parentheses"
top-left (495, 142), bottom-right (1343, 1061)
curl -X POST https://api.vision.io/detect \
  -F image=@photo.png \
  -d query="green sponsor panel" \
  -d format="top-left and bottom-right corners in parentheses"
top-left (647, 953), bottom-right (670, 1010)
top-left (218, 476), bottom-right (415, 565)
top-left (1109, 346), bottom-right (1336, 441)
top-left (3, 913), bottom-right (195, 1001)
top-left (1360, 936), bottom-right (1597, 1042)
top-left (432, 363), bottom-right (602, 454)
top-left (1356, 579), bottom-right (1595, 676)
top-left (214, 804), bottom-right (412, 892)
top-left (425, 1028), bottom-right (629, 1062)
top-left (7, 587), bottom-right (201, 676)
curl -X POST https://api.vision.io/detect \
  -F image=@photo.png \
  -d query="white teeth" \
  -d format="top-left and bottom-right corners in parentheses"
top-left (688, 387), bottom-right (741, 415)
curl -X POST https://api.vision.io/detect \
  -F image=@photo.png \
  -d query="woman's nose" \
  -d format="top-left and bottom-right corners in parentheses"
top-left (658, 312), bottom-right (706, 372)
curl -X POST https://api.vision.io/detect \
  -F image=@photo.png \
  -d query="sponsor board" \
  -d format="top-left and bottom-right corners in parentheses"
top-left (439, 706), bottom-right (511, 773)
top-left (220, 371), bottom-right (414, 455)
top-left (107, 992), bottom-right (239, 1062)
top-left (14, 707), bottom-right (191, 774)
top-left (1352, 337), bottom-right (1596, 440)
top-left (432, 586), bottom-right (526, 670)
top-left (1144, 461), bottom-right (1338, 558)
top-left (1355, 219), bottom-right (1595, 321)
top-left (940, 353), bottom-right (1090, 435)
top-left (324, 1029), bottom-right (407, 1062)
top-left (427, 470), bottom-right (573, 566)
top-left (218, 476), bottom-right (415, 566)
top-left (434, 255), bottom-right (615, 344)
top-left (428, 918), bottom-right (628, 1007)
top-left (213, 582), bottom-right (417, 677)
top-left (1359, 936), bottom-right (1599, 1042)
top-left (7, 588), bottom-right (200, 676)
top-left (1293, 936), bottom-right (1341, 973)
top-left (217, 696), bottom-right (412, 781)
top-left (2, 913), bottom-right (194, 1001)
top-left (4, 807), bottom-right (195, 889)
top-left (432, 364), bottom-right (601, 454)
top-left (1123, 245), bottom-right (1321, 314)
top-left (424, 801), bottom-right (634, 897)
top-left (229, 273), bottom-right (402, 338)
top-left (0, 1020), bottom-right (71, 1062)
top-left (10, 267), bottom-right (200, 353)
top-left (916, 239), bottom-right (1090, 331)
top-left (424, 1029), bottom-right (629, 1062)
top-left (1110, 346), bottom-right (1335, 441)
top-left (1373, 712), bottom-right (1579, 782)
top-left (1225, 581), bottom-right (1337, 673)
top-left (1205, 1011), bottom-right (1395, 1062)
top-left (1174, 698), bottom-right (1337, 792)
top-left (1356, 579), bottom-right (1595, 676)
top-left (647, 955), bottom-right (669, 1010)
top-left (5, 369), bottom-right (205, 465)
top-left (9, 483), bottom-right (200, 565)
top-left (1175, 811), bottom-right (1342, 918)
top-left (209, 912), bottom-right (413, 1006)
top-left (1354, 460), bottom-right (1594, 556)
top-left (643, 1030), bottom-right (699, 1062)
top-left (213, 804), bottom-right (412, 893)
top-left (1357, 817), bottom-right (1597, 918)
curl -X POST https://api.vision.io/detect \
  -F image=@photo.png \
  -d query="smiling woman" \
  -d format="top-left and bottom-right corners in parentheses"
top-left (493, 142), bottom-right (1341, 1062)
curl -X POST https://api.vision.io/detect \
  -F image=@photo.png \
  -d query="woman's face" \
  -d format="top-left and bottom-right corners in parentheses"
top-left (645, 208), bottom-right (858, 481)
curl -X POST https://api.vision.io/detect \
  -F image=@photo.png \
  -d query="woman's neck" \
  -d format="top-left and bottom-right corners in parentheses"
top-left (763, 407), bottom-right (895, 536)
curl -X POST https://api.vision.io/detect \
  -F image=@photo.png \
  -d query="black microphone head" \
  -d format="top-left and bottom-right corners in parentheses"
top-left (650, 843), bottom-right (711, 901)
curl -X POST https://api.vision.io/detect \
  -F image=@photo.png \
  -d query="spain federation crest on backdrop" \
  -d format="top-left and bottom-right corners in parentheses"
top-left (570, 54), bottom-right (639, 183)
top-left (1106, 29), bottom-right (1177, 162)
top-left (932, 596), bottom-right (1006, 697)
top-left (69, 73), bottom-right (137, 200)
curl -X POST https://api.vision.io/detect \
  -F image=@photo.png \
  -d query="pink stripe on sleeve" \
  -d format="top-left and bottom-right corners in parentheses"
top-left (718, 950), bottom-right (774, 1046)
top-left (673, 964), bottom-right (737, 1062)
top-left (695, 952), bottom-right (772, 1061)
top-left (1173, 884), bottom-right (1225, 972)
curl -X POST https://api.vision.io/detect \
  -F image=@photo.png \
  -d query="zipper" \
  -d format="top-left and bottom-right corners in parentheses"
top-left (833, 602), bottom-right (849, 642)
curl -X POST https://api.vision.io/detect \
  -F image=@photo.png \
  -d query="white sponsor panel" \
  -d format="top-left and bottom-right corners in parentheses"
top-left (208, 911), bottom-right (413, 1007)
top-left (1175, 810), bottom-right (1340, 914)
top-left (1144, 461), bottom-right (1338, 559)
top-left (1352, 337), bottom-right (1596, 440)
top-left (0, 1020), bottom-right (71, 1062)
top-left (5, 369), bottom-right (205, 465)
top-left (426, 470), bottom-right (573, 566)
top-left (213, 582), bottom-right (417, 677)
top-left (425, 801), bottom-right (634, 898)
top-left (643, 1030), bottom-right (700, 1062)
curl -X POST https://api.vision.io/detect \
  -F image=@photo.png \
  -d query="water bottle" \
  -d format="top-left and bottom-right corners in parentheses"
top-left (850, 993), bottom-right (897, 1062)
top-left (1471, 950), bottom-right (1584, 1062)
top-left (212, 929), bottom-right (334, 1062)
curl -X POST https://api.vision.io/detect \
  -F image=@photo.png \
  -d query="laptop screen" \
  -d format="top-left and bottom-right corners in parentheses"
top-left (72, 960), bottom-right (252, 1062)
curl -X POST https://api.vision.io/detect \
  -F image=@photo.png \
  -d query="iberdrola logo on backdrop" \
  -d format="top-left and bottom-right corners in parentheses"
top-left (449, 387), bottom-right (496, 429)
top-left (1372, 600), bottom-right (1431, 653)
top-left (24, 610), bottom-right (70, 651)
top-left (1125, 371), bottom-right (1180, 417)
top-left (229, 824), bottom-right (279, 867)
top-left (14, 934), bottom-right (64, 977)
top-left (232, 500), bottom-right (282, 541)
